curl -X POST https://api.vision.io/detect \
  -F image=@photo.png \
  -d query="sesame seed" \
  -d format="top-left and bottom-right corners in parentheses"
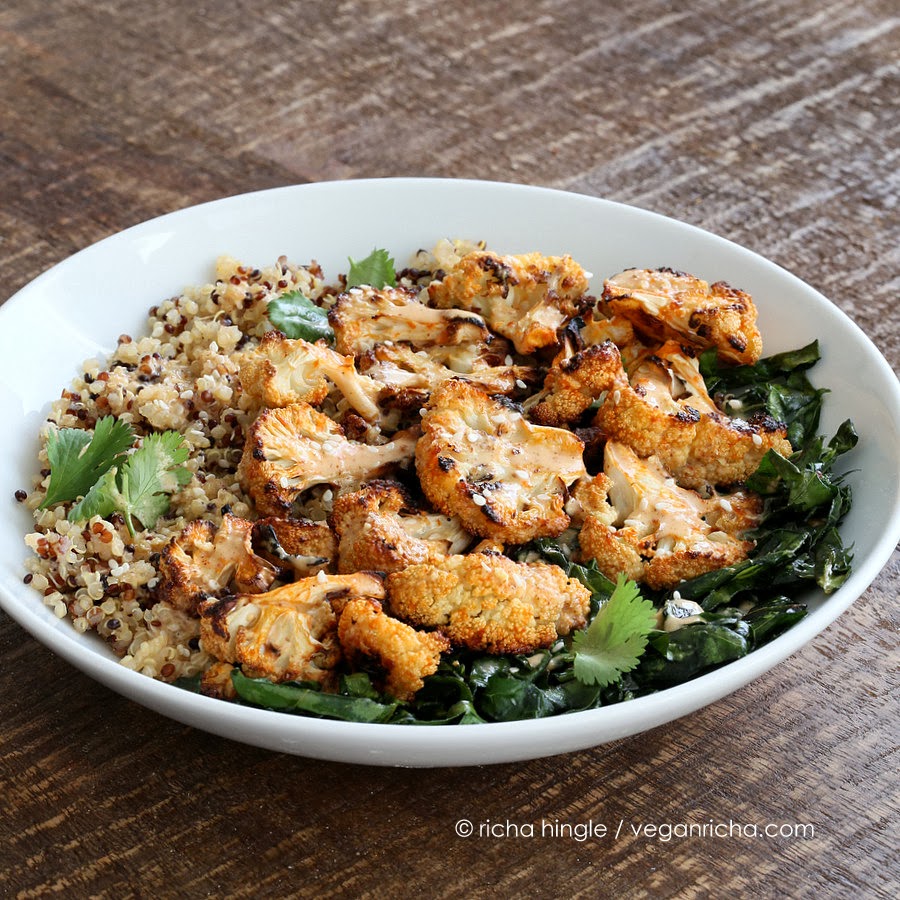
top-left (504, 355), bottom-right (513, 366)
top-left (316, 569), bottom-right (327, 583)
top-left (612, 389), bottom-right (621, 404)
top-left (751, 433), bottom-right (763, 446)
top-left (515, 379), bottom-right (527, 390)
top-left (727, 398), bottom-right (744, 410)
top-left (514, 469), bottom-right (529, 480)
top-left (718, 498), bottom-right (733, 512)
top-left (472, 494), bottom-right (486, 507)
top-left (672, 590), bottom-right (682, 601)
top-left (322, 489), bottom-right (334, 502)
top-left (419, 407), bottom-right (428, 416)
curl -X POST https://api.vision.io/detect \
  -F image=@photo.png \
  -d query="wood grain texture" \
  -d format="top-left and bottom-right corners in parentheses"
top-left (0, 0), bottom-right (897, 896)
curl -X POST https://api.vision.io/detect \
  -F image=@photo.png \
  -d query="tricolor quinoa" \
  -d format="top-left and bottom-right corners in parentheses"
top-left (22, 255), bottom-right (328, 680)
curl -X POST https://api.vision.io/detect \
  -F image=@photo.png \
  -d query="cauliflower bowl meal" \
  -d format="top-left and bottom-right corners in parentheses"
top-left (18, 237), bottom-right (859, 727)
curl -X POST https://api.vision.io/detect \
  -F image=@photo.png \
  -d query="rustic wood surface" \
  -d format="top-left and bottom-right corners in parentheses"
top-left (1, 0), bottom-right (897, 896)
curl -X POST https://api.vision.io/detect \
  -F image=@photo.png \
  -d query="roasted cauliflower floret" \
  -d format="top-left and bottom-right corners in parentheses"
top-left (420, 332), bottom-right (518, 375)
top-left (411, 237), bottom-right (486, 275)
top-left (199, 573), bottom-right (385, 685)
top-left (338, 598), bottom-right (450, 701)
top-left (582, 340), bottom-right (791, 488)
top-left (251, 516), bottom-right (337, 576)
top-left (580, 313), bottom-right (638, 355)
top-left (386, 553), bottom-right (591, 653)
top-left (329, 285), bottom-right (489, 356)
top-left (428, 250), bottom-right (591, 354)
top-left (530, 341), bottom-right (626, 427)
top-left (239, 402), bottom-right (418, 516)
top-left (551, 340), bottom-right (699, 468)
top-left (332, 480), bottom-right (472, 574)
top-left (199, 660), bottom-right (238, 701)
top-left (639, 341), bottom-right (791, 488)
top-left (602, 268), bottom-right (763, 365)
top-left (240, 331), bottom-right (383, 421)
top-left (359, 342), bottom-right (539, 407)
top-left (579, 442), bottom-right (753, 590)
top-left (678, 411), bottom-right (793, 490)
top-left (416, 380), bottom-right (586, 544)
top-left (156, 514), bottom-right (278, 614)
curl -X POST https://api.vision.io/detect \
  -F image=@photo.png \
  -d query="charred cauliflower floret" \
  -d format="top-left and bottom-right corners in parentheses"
top-left (639, 341), bottom-right (792, 489)
top-left (338, 598), bottom-right (450, 701)
top-left (239, 402), bottom-right (418, 516)
top-left (329, 285), bottom-right (489, 356)
top-left (579, 442), bottom-right (753, 590)
top-left (602, 268), bottom-right (763, 365)
top-left (387, 553), bottom-right (591, 654)
top-left (580, 313), bottom-right (638, 355)
top-left (420, 332), bottom-right (519, 375)
top-left (251, 516), bottom-right (337, 576)
top-left (678, 412), bottom-right (793, 490)
top-left (199, 572), bottom-right (385, 685)
top-left (239, 331), bottom-right (383, 421)
top-left (359, 342), bottom-right (540, 408)
top-left (548, 340), bottom-right (699, 468)
top-left (581, 341), bottom-right (791, 488)
top-left (156, 514), bottom-right (278, 614)
top-left (416, 380), bottom-right (586, 544)
top-left (428, 250), bottom-right (591, 354)
top-left (332, 480), bottom-right (473, 574)
top-left (199, 660), bottom-right (238, 701)
top-left (530, 341), bottom-right (625, 427)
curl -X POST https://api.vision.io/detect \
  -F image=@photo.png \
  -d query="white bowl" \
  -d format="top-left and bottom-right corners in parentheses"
top-left (1, 178), bottom-right (898, 767)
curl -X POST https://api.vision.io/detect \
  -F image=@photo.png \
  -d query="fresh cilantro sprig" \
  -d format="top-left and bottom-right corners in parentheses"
top-left (571, 574), bottom-right (658, 687)
top-left (346, 248), bottom-right (396, 289)
top-left (40, 417), bottom-right (135, 509)
top-left (69, 431), bottom-right (191, 536)
top-left (267, 290), bottom-right (334, 343)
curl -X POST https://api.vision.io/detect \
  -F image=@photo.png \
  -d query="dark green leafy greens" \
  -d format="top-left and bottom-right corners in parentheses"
top-left (267, 290), bottom-right (334, 343)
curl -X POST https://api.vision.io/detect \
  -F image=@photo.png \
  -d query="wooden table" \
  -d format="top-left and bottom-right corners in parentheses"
top-left (1, 1), bottom-right (897, 896)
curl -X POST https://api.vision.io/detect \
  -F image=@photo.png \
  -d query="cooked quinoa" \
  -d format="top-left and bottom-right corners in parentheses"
top-left (22, 255), bottom-right (330, 681)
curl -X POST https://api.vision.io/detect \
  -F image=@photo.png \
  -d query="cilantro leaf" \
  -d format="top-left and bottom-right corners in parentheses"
top-left (572, 574), bottom-right (658, 687)
top-left (267, 290), bottom-right (334, 343)
top-left (68, 431), bottom-right (191, 536)
top-left (346, 248), bottom-right (396, 289)
top-left (41, 417), bottom-right (134, 509)
top-left (68, 467), bottom-right (121, 523)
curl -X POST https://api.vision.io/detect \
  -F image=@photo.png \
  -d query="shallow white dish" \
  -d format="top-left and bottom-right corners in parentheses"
top-left (1, 178), bottom-right (898, 767)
